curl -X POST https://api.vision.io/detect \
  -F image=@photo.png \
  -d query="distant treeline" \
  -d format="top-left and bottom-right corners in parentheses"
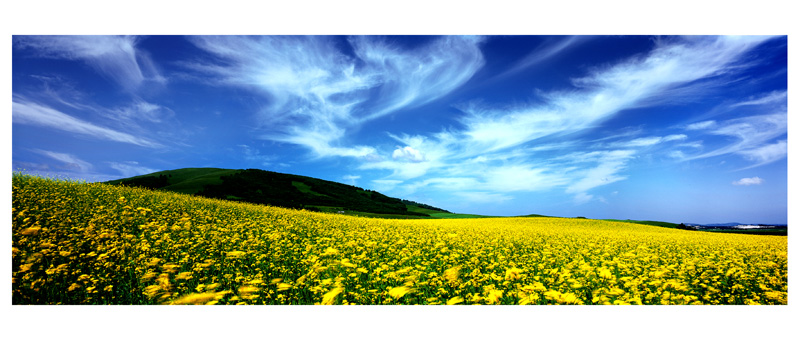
top-left (118, 174), bottom-right (171, 190)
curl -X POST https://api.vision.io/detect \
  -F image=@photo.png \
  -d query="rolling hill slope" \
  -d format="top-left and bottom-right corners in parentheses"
top-left (105, 168), bottom-right (450, 218)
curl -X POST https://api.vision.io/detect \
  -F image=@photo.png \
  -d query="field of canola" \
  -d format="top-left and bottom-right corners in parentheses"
top-left (12, 174), bottom-right (788, 305)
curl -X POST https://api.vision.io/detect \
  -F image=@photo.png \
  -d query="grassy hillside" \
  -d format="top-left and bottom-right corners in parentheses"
top-left (105, 168), bottom-right (241, 194)
top-left (105, 168), bottom-right (448, 218)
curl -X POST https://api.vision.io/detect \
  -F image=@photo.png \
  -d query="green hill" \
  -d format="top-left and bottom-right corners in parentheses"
top-left (105, 168), bottom-right (450, 218)
top-left (105, 168), bottom-right (241, 194)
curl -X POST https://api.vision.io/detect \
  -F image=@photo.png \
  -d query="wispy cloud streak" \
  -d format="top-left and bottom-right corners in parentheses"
top-left (32, 149), bottom-right (93, 172)
top-left (14, 36), bottom-right (163, 91)
top-left (683, 112), bottom-right (787, 168)
top-left (13, 99), bottom-right (161, 148)
top-left (496, 36), bottom-right (587, 78)
top-left (679, 83), bottom-right (786, 169)
top-left (366, 36), bottom-right (776, 203)
top-left (188, 36), bottom-right (485, 158)
top-left (348, 36), bottom-right (485, 120)
top-left (730, 90), bottom-right (787, 108)
top-left (457, 36), bottom-right (775, 156)
top-left (361, 37), bottom-right (780, 204)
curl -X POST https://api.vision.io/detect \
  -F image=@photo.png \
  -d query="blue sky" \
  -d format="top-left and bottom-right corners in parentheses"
top-left (11, 35), bottom-right (787, 224)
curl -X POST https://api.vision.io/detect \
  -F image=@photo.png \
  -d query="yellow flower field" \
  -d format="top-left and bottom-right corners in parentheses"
top-left (11, 174), bottom-right (788, 305)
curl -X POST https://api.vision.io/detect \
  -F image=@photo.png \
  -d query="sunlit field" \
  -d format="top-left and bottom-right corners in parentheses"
top-left (12, 174), bottom-right (787, 305)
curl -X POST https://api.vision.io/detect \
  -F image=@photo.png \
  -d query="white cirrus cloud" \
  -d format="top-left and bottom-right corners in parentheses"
top-left (668, 150), bottom-right (686, 159)
top-left (563, 150), bottom-right (636, 203)
top-left (623, 137), bottom-right (665, 147)
top-left (364, 36), bottom-right (777, 206)
top-left (732, 177), bottom-right (764, 186)
top-left (13, 99), bottom-right (161, 148)
top-left (684, 112), bottom-right (786, 168)
top-left (607, 134), bottom-right (688, 148)
top-left (678, 141), bottom-right (704, 149)
top-left (187, 35), bottom-right (485, 159)
top-left (572, 192), bottom-right (595, 204)
top-left (371, 179), bottom-right (403, 192)
top-left (112, 100), bottom-right (175, 124)
top-left (737, 140), bottom-right (787, 167)
top-left (13, 35), bottom-right (163, 90)
top-left (730, 90), bottom-right (787, 108)
top-left (454, 36), bottom-right (774, 157)
top-left (686, 120), bottom-right (717, 130)
top-left (349, 35), bottom-right (486, 120)
top-left (341, 175), bottom-right (361, 185)
top-left (663, 134), bottom-right (688, 142)
top-left (392, 146), bottom-right (425, 163)
top-left (361, 158), bottom-right (435, 180)
top-left (32, 149), bottom-right (93, 172)
top-left (496, 36), bottom-right (589, 79)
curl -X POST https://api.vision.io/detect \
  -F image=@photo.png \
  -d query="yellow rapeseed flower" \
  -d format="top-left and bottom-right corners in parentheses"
top-left (388, 286), bottom-right (412, 299)
top-left (10, 174), bottom-right (789, 305)
top-left (486, 289), bottom-right (503, 304)
top-left (504, 267), bottom-right (524, 281)
top-left (226, 251), bottom-right (246, 259)
top-left (446, 296), bottom-right (464, 305)
top-left (170, 292), bottom-right (218, 305)
top-left (444, 266), bottom-right (460, 286)
top-left (321, 287), bottom-right (344, 305)
top-left (20, 227), bottom-right (41, 236)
